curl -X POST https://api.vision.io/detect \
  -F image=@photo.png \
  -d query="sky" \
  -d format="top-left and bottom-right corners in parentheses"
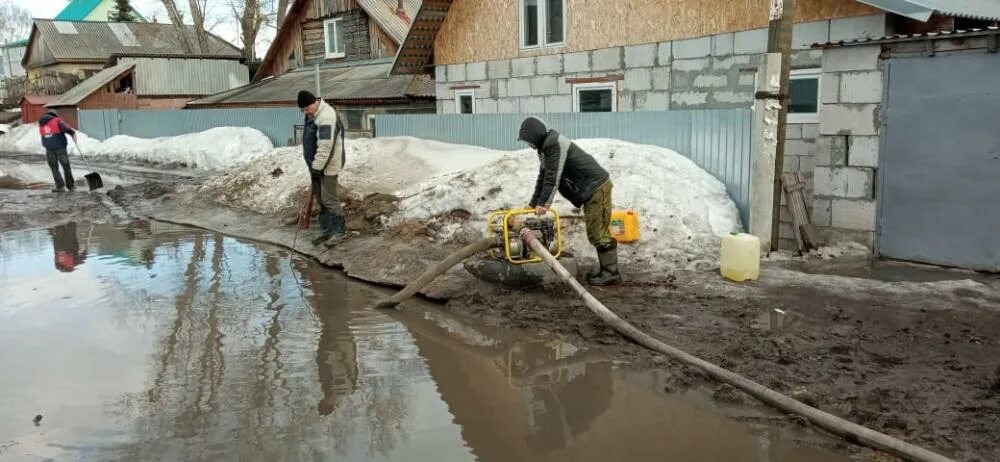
top-left (8, 0), bottom-right (277, 56)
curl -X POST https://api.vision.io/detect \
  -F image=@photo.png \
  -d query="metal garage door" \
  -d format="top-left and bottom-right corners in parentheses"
top-left (878, 54), bottom-right (1000, 271)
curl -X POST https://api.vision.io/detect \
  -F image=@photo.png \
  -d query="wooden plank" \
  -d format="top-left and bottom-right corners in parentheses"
top-left (782, 172), bottom-right (822, 251)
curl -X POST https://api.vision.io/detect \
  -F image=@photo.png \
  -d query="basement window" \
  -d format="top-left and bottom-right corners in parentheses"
top-left (455, 89), bottom-right (475, 114)
top-left (324, 17), bottom-right (345, 59)
top-left (788, 69), bottom-right (821, 124)
top-left (519, 0), bottom-right (565, 49)
top-left (572, 82), bottom-right (616, 112)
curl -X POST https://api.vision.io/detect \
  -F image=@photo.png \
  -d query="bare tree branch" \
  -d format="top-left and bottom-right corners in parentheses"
top-left (187, 0), bottom-right (209, 53)
top-left (159, 0), bottom-right (194, 53)
top-left (0, 0), bottom-right (32, 45)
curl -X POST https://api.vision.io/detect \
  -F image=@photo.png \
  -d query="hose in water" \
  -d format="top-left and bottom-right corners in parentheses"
top-left (375, 229), bottom-right (955, 462)
top-left (373, 237), bottom-right (500, 309)
top-left (518, 229), bottom-right (953, 462)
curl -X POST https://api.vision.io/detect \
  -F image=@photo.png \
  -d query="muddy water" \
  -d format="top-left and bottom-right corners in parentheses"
top-left (0, 222), bottom-right (851, 462)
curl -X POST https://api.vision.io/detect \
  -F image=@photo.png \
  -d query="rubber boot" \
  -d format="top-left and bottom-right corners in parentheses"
top-left (323, 214), bottom-right (347, 247)
top-left (312, 213), bottom-right (333, 246)
top-left (587, 248), bottom-right (622, 286)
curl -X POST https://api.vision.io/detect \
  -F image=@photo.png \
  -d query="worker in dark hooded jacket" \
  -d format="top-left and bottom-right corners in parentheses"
top-left (518, 116), bottom-right (621, 286)
top-left (38, 110), bottom-right (78, 193)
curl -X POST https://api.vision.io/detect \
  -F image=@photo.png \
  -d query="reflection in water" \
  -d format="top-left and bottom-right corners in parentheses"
top-left (0, 222), bottom-right (852, 462)
top-left (50, 222), bottom-right (87, 272)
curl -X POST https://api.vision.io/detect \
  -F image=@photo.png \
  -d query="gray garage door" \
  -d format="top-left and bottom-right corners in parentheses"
top-left (878, 54), bottom-right (1000, 271)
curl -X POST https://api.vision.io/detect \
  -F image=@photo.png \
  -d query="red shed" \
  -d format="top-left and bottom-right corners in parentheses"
top-left (20, 95), bottom-right (54, 124)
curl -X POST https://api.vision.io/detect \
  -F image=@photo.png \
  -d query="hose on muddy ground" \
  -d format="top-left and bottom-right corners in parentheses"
top-left (373, 237), bottom-right (500, 309)
top-left (517, 229), bottom-right (953, 462)
top-left (375, 229), bottom-right (955, 462)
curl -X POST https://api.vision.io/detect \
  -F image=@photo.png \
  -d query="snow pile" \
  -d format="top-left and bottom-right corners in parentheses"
top-left (0, 125), bottom-right (273, 170)
top-left (393, 139), bottom-right (741, 270)
top-left (199, 137), bottom-right (506, 216)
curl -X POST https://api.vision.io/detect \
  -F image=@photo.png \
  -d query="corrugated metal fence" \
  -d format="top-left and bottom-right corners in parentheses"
top-left (375, 110), bottom-right (754, 224)
top-left (80, 108), bottom-right (302, 147)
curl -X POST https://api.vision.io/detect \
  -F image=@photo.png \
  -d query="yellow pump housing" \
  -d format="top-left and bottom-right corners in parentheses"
top-left (486, 209), bottom-right (563, 264)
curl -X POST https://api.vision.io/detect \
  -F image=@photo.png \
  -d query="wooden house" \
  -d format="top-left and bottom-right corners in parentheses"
top-left (189, 0), bottom-right (435, 133)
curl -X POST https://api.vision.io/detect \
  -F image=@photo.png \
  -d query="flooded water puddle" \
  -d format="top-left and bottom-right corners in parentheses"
top-left (0, 221), bottom-right (852, 461)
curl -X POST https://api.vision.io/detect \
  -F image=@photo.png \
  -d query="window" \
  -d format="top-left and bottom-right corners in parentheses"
top-left (572, 82), bottom-right (616, 112)
top-left (788, 69), bottom-right (821, 123)
top-left (324, 18), bottom-right (345, 59)
top-left (455, 89), bottom-right (475, 114)
top-left (366, 114), bottom-right (377, 130)
top-left (520, 0), bottom-right (564, 49)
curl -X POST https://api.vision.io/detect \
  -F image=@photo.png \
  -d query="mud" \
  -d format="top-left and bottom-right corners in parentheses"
top-left (6, 162), bottom-right (999, 461)
top-left (444, 273), bottom-right (1000, 462)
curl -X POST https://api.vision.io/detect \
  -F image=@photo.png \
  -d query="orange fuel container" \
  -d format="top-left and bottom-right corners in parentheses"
top-left (610, 209), bottom-right (640, 243)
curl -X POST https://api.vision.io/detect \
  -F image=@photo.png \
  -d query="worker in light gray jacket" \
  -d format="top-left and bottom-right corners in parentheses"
top-left (298, 90), bottom-right (347, 246)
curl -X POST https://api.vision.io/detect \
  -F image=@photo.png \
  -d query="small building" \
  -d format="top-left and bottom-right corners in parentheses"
top-left (46, 63), bottom-right (136, 128)
top-left (189, 0), bottom-right (436, 133)
top-left (21, 19), bottom-right (243, 88)
top-left (20, 95), bottom-right (55, 124)
top-left (54, 0), bottom-right (149, 22)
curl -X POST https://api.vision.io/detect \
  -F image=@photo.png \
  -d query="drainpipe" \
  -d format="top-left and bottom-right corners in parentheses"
top-left (396, 0), bottom-right (404, 14)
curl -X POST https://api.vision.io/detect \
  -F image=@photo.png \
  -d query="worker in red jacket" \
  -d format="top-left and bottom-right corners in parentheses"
top-left (38, 110), bottom-right (78, 193)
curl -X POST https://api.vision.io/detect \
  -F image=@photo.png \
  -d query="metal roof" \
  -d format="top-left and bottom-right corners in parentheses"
top-left (55, 0), bottom-right (149, 22)
top-left (115, 56), bottom-right (249, 96)
top-left (189, 59), bottom-right (434, 106)
top-left (28, 19), bottom-right (241, 65)
top-left (856, 0), bottom-right (1000, 22)
top-left (48, 62), bottom-right (134, 107)
top-left (814, 25), bottom-right (1000, 47)
top-left (1, 39), bottom-right (29, 49)
top-left (21, 95), bottom-right (54, 105)
top-left (356, 0), bottom-right (421, 44)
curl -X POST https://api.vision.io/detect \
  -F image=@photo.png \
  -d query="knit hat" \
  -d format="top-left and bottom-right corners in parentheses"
top-left (297, 90), bottom-right (317, 109)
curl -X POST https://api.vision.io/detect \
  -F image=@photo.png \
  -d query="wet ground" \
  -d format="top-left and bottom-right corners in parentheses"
top-left (0, 221), bottom-right (855, 462)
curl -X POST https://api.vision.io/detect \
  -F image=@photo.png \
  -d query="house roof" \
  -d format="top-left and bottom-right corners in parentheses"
top-left (356, 0), bottom-right (420, 44)
top-left (25, 19), bottom-right (241, 66)
top-left (47, 62), bottom-right (134, 107)
top-left (55, 0), bottom-right (148, 22)
top-left (189, 59), bottom-right (434, 106)
top-left (856, 0), bottom-right (1000, 22)
top-left (21, 95), bottom-right (54, 105)
top-left (814, 25), bottom-right (1000, 48)
top-left (1, 39), bottom-right (29, 49)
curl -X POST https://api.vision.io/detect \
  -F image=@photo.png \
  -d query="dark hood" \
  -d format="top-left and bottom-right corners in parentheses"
top-left (38, 113), bottom-right (57, 126)
top-left (518, 116), bottom-right (549, 149)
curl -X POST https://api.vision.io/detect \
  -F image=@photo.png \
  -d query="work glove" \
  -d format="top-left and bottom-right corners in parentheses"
top-left (310, 169), bottom-right (323, 181)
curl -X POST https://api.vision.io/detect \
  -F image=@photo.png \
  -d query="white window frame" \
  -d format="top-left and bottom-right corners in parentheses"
top-left (366, 114), bottom-right (377, 130)
top-left (323, 18), bottom-right (345, 59)
top-left (454, 89), bottom-right (476, 114)
top-left (788, 68), bottom-right (821, 124)
top-left (518, 0), bottom-right (566, 50)
top-left (572, 82), bottom-right (617, 113)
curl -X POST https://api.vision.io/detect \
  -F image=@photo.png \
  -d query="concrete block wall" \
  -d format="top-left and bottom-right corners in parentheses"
top-left (433, 15), bottom-right (886, 246)
top-left (814, 44), bottom-right (883, 248)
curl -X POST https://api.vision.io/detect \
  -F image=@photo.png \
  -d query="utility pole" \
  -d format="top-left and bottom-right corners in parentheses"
top-left (766, 0), bottom-right (794, 251)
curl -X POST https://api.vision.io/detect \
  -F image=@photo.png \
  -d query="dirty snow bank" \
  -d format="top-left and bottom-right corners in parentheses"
top-left (394, 139), bottom-right (741, 270)
top-left (0, 125), bottom-right (273, 170)
top-left (198, 136), bottom-right (507, 216)
top-left (202, 137), bottom-right (741, 272)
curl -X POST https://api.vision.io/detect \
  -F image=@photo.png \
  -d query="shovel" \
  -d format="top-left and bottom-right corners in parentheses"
top-left (72, 139), bottom-right (104, 191)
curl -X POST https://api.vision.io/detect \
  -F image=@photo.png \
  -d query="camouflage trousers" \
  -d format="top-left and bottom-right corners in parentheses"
top-left (583, 180), bottom-right (616, 251)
